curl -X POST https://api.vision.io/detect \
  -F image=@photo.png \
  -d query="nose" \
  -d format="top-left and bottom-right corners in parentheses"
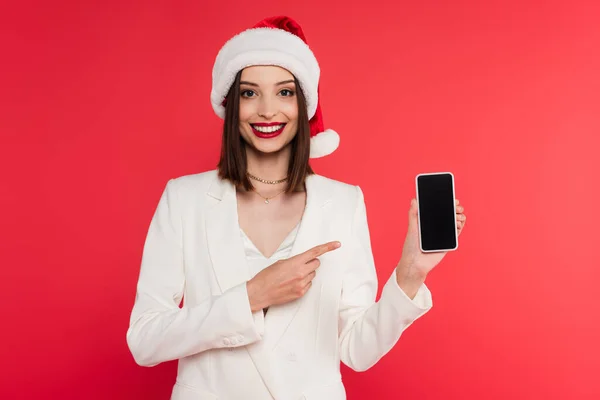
top-left (257, 95), bottom-right (277, 119)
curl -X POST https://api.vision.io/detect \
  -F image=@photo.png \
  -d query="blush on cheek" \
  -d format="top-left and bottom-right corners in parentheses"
top-left (238, 100), bottom-right (256, 123)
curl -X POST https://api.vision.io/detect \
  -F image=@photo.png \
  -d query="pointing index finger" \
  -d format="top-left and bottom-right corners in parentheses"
top-left (299, 241), bottom-right (341, 263)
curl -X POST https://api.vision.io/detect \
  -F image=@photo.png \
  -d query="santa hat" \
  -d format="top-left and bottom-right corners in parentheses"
top-left (211, 16), bottom-right (340, 158)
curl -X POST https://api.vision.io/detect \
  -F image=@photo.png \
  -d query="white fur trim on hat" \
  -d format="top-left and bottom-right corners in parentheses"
top-left (211, 27), bottom-right (320, 119)
top-left (310, 129), bottom-right (340, 158)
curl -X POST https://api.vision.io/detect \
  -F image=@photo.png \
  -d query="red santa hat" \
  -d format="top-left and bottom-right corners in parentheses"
top-left (211, 16), bottom-right (340, 158)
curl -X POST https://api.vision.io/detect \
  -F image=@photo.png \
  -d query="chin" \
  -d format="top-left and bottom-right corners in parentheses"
top-left (245, 135), bottom-right (294, 155)
top-left (251, 142), bottom-right (287, 155)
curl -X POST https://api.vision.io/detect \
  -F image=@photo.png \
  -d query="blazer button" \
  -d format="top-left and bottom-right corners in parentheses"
top-left (223, 338), bottom-right (231, 346)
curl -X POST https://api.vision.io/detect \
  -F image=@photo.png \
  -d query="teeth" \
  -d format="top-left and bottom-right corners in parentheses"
top-left (253, 124), bottom-right (284, 133)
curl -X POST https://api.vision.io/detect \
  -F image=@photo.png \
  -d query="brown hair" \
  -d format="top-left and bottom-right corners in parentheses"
top-left (217, 70), bottom-right (314, 193)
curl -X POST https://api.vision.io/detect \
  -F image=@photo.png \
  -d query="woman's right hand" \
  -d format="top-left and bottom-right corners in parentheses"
top-left (246, 241), bottom-right (341, 312)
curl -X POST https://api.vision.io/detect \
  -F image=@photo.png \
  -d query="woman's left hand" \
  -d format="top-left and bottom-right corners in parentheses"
top-left (396, 199), bottom-right (467, 295)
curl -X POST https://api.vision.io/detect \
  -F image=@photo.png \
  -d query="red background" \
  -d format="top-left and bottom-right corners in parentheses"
top-left (2, 1), bottom-right (599, 399)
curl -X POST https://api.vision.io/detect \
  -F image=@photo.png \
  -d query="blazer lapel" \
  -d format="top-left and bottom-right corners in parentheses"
top-left (264, 173), bottom-right (331, 351)
top-left (205, 175), bottom-right (249, 293)
top-left (204, 173), bottom-right (332, 400)
top-left (204, 174), bottom-right (288, 400)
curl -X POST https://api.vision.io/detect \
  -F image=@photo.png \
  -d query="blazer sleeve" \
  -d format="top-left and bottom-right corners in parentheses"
top-left (126, 179), bottom-right (265, 367)
top-left (338, 185), bottom-right (433, 372)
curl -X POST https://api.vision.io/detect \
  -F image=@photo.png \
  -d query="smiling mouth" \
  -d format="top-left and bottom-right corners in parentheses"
top-left (250, 123), bottom-right (287, 138)
top-left (250, 123), bottom-right (286, 133)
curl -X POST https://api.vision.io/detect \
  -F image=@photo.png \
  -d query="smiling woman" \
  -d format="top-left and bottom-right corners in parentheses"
top-left (126, 15), bottom-right (450, 400)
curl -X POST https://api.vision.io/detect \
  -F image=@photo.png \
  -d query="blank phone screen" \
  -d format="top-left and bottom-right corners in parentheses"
top-left (416, 173), bottom-right (457, 251)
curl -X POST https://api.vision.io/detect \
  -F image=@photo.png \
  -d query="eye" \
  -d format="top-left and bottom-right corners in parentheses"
top-left (241, 90), bottom-right (256, 98)
top-left (279, 89), bottom-right (295, 97)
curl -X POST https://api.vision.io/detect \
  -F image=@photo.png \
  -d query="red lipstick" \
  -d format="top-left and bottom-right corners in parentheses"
top-left (250, 122), bottom-right (286, 139)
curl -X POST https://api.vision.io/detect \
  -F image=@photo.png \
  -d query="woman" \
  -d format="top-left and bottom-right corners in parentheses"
top-left (126, 16), bottom-right (467, 400)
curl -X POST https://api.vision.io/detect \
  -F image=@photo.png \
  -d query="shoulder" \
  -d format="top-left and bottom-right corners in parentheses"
top-left (171, 169), bottom-right (218, 187)
top-left (312, 173), bottom-right (356, 191)
top-left (311, 174), bottom-right (364, 205)
top-left (166, 169), bottom-right (219, 197)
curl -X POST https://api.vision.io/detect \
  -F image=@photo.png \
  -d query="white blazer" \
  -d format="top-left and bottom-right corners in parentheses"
top-left (126, 170), bottom-right (433, 400)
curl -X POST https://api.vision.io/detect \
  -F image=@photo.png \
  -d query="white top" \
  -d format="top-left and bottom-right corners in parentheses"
top-left (240, 222), bottom-right (301, 279)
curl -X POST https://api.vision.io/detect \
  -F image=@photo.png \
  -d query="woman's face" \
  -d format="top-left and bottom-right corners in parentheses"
top-left (238, 65), bottom-right (299, 155)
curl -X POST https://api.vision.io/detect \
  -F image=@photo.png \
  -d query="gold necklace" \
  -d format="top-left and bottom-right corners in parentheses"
top-left (253, 188), bottom-right (286, 204)
top-left (247, 172), bottom-right (288, 185)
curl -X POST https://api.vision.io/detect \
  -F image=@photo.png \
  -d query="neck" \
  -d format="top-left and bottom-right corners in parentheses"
top-left (245, 144), bottom-right (291, 181)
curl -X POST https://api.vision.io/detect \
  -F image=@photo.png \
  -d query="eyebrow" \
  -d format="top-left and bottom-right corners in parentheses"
top-left (239, 79), bottom-right (296, 87)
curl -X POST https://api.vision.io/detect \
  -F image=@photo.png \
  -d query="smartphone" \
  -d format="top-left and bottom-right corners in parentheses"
top-left (415, 172), bottom-right (458, 252)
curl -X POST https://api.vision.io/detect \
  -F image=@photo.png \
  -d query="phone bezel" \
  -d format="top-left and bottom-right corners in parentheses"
top-left (415, 172), bottom-right (459, 253)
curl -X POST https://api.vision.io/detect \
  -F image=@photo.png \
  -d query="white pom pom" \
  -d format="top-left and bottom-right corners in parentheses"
top-left (309, 129), bottom-right (340, 158)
